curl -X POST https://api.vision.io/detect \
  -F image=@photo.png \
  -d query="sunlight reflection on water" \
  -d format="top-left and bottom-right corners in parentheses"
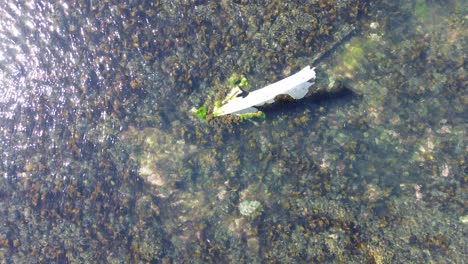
top-left (0, 0), bottom-right (85, 107)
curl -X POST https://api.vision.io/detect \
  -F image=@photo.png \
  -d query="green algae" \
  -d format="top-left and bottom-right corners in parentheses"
top-left (191, 106), bottom-right (208, 120)
top-left (239, 111), bottom-right (266, 121)
top-left (414, 0), bottom-right (430, 23)
top-left (342, 45), bottom-right (364, 71)
top-left (229, 73), bottom-right (249, 88)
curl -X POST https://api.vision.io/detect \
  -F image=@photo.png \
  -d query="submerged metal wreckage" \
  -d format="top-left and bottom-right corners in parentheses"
top-left (191, 65), bottom-right (316, 121)
top-left (213, 66), bottom-right (316, 117)
top-left (192, 26), bottom-right (357, 122)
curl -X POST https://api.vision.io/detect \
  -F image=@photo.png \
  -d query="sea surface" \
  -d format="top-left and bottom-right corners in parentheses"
top-left (0, 0), bottom-right (466, 262)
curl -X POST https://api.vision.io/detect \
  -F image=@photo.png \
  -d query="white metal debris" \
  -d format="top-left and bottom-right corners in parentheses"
top-left (213, 66), bottom-right (316, 116)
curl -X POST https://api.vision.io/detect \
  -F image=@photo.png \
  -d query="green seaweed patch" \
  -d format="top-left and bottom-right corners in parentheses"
top-left (228, 73), bottom-right (249, 88)
top-left (212, 101), bottom-right (223, 117)
top-left (191, 106), bottom-right (207, 120)
top-left (415, 0), bottom-right (429, 23)
top-left (228, 73), bottom-right (240, 86)
top-left (239, 111), bottom-right (266, 121)
top-left (342, 46), bottom-right (364, 71)
top-left (239, 77), bottom-right (248, 88)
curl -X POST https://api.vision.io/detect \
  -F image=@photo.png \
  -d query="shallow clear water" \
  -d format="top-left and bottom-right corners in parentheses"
top-left (0, 0), bottom-right (466, 262)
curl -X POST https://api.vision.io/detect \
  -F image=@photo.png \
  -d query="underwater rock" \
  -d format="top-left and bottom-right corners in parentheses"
top-left (239, 200), bottom-right (263, 217)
